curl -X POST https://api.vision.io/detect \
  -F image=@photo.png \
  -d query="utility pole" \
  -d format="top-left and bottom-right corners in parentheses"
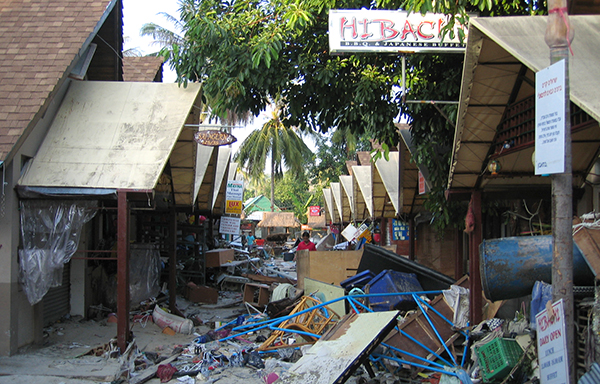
top-left (545, 1), bottom-right (575, 381)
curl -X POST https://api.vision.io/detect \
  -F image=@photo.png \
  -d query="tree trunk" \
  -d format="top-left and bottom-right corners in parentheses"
top-left (269, 154), bottom-right (275, 237)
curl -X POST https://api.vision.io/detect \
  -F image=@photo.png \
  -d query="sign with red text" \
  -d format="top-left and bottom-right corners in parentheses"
top-left (536, 299), bottom-right (569, 384)
top-left (535, 59), bottom-right (565, 175)
top-left (329, 10), bottom-right (469, 54)
top-left (225, 200), bottom-right (242, 215)
top-left (309, 206), bottom-right (321, 216)
top-left (418, 170), bottom-right (426, 195)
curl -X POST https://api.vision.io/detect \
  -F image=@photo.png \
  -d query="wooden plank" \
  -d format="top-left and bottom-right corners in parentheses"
top-left (297, 250), bottom-right (363, 290)
top-left (286, 311), bottom-right (398, 384)
top-left (573, 217), bottom-right (600, 277)
top-left (304, 278), bottom-right (347, 318)
top-left (242, 273), bottom-right (296, 285)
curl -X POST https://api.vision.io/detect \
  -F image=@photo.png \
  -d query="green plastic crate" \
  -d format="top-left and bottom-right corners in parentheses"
top-left (475, 338), bottom-right (523, 382)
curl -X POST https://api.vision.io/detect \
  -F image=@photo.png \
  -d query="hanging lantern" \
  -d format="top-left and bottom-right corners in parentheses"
top-left (488, 160), bottom-right (501, 175)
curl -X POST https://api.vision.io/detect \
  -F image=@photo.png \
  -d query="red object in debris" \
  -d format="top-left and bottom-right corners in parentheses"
top-left (107, 313), bottom-right (118, 323)
top-left (157, 363), bottom-right (177, 383)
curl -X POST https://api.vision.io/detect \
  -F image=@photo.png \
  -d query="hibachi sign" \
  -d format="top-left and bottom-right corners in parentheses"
top-left (329, 9), bottom-right (469, 54)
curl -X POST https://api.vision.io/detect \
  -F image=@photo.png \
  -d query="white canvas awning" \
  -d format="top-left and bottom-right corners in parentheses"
top-left (352, 165), bottom-right (373, 220)
top-left (18, 81), bottom-right (204, 205)
top-left (322, 188), bottom-right (338, 223)
top-left (330, 182), bottom-right (346, 223)
top-left (373, 151), bottom-right (399, 217)
top-left (19, 81), bottom-right (200, 190)
top-left (211, 147), bottom-right (231, 212)
top-left (448, 16), bottom-right (600, 191)
top-left (339, 175), bottom-right (355, 221)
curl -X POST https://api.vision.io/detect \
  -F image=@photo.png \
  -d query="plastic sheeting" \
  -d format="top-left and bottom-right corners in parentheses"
top-left (129, 243), bottom-right (161, 306)
top-left (19, 200), bottom-right (97, 305)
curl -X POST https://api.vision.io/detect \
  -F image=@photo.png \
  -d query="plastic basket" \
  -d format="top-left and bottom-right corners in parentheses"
top-left (366, 270), bottom-right (423, 311)
top-left (476, 338), bottom-right (523, 382)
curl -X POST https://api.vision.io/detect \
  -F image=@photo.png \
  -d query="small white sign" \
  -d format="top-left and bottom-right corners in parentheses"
top-left (536, 299), bottom-right (569, 384)
top-left (535, 60), bottom-right (566, 175)
top-left (219, 216), bottom-right (241, 235)
top-left (225, 180), bottom-right (244, 201)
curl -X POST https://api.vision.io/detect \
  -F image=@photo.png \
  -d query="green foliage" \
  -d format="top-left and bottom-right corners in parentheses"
top-left (273, 172), bottom-right (312, 222)
top-left (164, 0), bottom-right (547, 233)
top-left (308, 133), bottom-right (370, 186)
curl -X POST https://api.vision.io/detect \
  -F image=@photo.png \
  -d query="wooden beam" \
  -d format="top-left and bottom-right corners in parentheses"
top-left (117, 189), bottom-right (130, 352)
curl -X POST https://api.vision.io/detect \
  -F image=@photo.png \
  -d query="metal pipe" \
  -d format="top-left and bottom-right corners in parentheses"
top-left (412, 294), bottom-right (457, 366)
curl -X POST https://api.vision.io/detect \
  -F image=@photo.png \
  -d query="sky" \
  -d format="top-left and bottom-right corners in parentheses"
top-left (122, 0), bottom-right (316, 155)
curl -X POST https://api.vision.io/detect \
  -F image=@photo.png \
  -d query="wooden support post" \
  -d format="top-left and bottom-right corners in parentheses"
top-left (169, 211), bottom-right (177, 314)
top-left (117, 190), bottom-right (130, 353)
top-left (469, 190), bottom-right (482, 325)
top-left (409, 216), bottom-right (415, 260)
top-left (455, 229), bottom-right (464, 280)
top-left (546, 1), bottom-right (575, 380)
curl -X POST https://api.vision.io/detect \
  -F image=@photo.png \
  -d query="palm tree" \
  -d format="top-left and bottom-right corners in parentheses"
top-left (234, 107), bottom-right (314, 212)
top-left (139, 12), bottom-right (185, 56)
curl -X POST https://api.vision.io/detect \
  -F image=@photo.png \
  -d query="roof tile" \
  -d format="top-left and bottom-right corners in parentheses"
top-left (0, 0), bottom-right (113, 161)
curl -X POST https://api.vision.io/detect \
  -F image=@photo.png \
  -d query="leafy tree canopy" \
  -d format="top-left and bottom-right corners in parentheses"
top-left (164, 0), bottom-right (546, 232)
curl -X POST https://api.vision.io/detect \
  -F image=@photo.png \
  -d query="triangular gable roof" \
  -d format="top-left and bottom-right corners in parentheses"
top-left (244, 195), bottom-right (280, 214)
top-left (352, 165), bottom-right (373, 220)
top-left (448, 15), bottom-right (600, 191)
top-left (0, 0), bottom-right (118, 162)
top-left (18, 82), bottom-right (201, 193)
top-left (123, 56), bottom-right (164, 82)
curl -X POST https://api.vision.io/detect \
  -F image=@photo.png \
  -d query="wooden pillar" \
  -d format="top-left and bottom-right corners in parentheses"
top-left (169, 211), bottom-right (177, 313)
top-left (409, 216), bottom-right (415, 260)
top-left (469, 190), bottom-right (483, 325)
top-left (455, 229), bottom-right (464, 280)
top-left (117, 190), bottom-right (130, 352)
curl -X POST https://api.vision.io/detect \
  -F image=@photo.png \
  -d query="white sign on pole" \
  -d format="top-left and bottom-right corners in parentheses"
top-left (329, 10), bottom-right (470, 54)
top-left (535, 59), bottom-right (566, 175)
top-left (536, 299), bottom-right (569, 384)
top-left (219, 216), bottom-right (241, 235)
top-left (225, 180), bottom-right (244, 201)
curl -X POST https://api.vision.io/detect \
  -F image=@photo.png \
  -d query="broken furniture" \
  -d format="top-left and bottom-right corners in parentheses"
top-left (258, 296), bottom-right (341, 351)
top-left (243, 283), bottom-right (270, 308)
top-left (285, 311), bottom-right (400, 384)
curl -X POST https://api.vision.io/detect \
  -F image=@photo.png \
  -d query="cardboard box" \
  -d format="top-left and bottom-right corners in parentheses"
top-left (185, 282), bottom-right (218, 304)
top-left (205, 248), bottom-right (235, 268)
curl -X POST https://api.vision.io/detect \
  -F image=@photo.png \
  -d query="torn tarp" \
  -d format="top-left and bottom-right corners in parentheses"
top-left (19, 200), bottom-right (96, 304)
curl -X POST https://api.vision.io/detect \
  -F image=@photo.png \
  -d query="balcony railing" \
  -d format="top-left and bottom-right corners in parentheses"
top-left (491, 95), bottom-right (595, 158)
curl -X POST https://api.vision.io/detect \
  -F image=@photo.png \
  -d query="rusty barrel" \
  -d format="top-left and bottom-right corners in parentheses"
top-left (479, 235), bottom-right (594, 302)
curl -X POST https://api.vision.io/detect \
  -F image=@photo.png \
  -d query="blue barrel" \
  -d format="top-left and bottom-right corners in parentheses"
top-left (480, 235), bottom-right (594, 302)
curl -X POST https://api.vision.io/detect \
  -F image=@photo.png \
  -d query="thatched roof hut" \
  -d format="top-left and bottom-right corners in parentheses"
top-left (257, 212), bottom-right (301, 228)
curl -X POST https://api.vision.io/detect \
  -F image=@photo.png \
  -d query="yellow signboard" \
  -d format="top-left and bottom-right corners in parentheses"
top-left (225, 200), bottom-right (242, 215)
